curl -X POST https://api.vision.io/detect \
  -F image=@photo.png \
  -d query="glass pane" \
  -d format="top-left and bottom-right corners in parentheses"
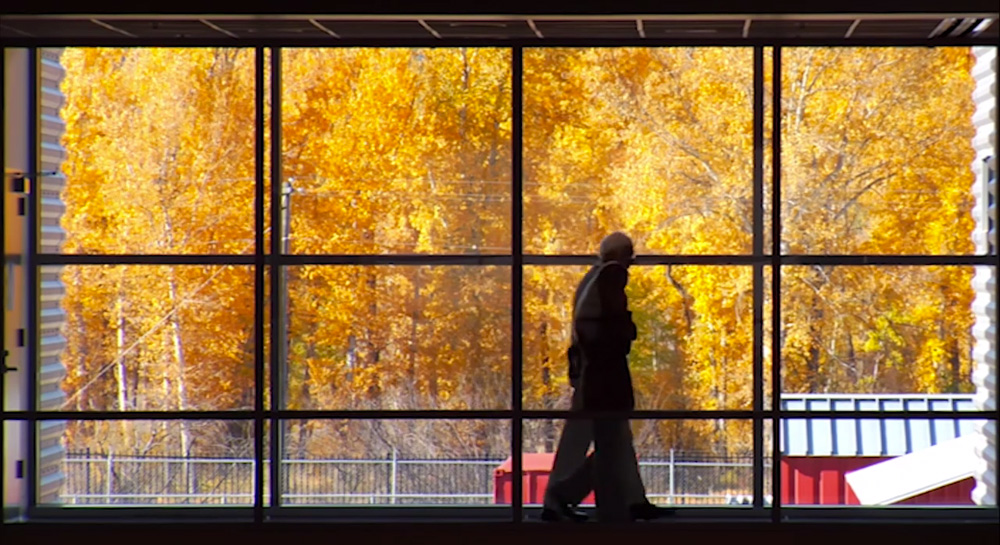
top-left (520, 419), bottom-right (769, 509)
top-left (779, 266), bottom-right (991, 395)
top-left (780, 47), bottom-right (983, 255)
top-left (780, 417), bottom-right (992, 506)
top-left (523, 265), bottom-right (756, 410)
top-left (50, 420), bottom-right (256, 505)
top-left (285, 265), bottom-right (510, 410)
top-left (53, 265), bottom-right (257, 411)
top-left (59, 48), bottom-right (256, 254)
top-left (280, 419), bottom-right (509, 505)
top-left (281, 48), bottom-right (512, 254)
top-left (523, 47), bottom-right (754, 255)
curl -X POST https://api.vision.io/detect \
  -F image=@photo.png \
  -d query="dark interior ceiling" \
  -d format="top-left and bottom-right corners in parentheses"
top-left (1, 14), bottom-right (997, 43)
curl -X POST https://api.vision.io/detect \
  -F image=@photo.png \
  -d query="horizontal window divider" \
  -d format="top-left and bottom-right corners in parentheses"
top-left (272, 410), bottom-right (514, 419)
top-left (2, 38), bottom-right (997, 48)
top-left (8, 410), bottom-right (259, 420)
top-left (9, 410), bottom-right (517, 420)
top-left (274, 254), bottom-right (512, 266)
top-left (778, 507), bottom-right (999, 523)
top-left (523, 255), bottom-right (999, 266)
top-left (265, 506), bottom-right (774, 521)
top-left (778, 409), bottom-right (995, 419)
top-left (28, 505), bottom-right (997, 520)
top-left (32, 254), bottom-right (997, 267)
top-left (27, 506), bottom-right (256, 520)
top-left (525, 255), bottom-right (762, 265)
top-left (527, 409), bottom-right (996, 419)
top-left (779, 255), bottom-right (996, 266)
top-left (5, 409), bottom-right (759, 420)
top-left (266, 506), bottom-right (514, 521)
top-left (524, 409), bottom-right (756, 419)
top-left (7, 409), bottom-right (995, 421)
top-left (36, 254), bottom-right (257, 265)
top-left (20, 507), bottom-right (998, 526)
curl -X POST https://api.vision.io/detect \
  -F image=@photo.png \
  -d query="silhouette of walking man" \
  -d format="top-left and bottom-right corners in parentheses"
top-left (541, 232), bottom-right (673, 523)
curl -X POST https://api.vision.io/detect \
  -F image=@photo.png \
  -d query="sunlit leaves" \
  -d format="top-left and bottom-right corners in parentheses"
top-left (58, 46), bottom-right (978, 458)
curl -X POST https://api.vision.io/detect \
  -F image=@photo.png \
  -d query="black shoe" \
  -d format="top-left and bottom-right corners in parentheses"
top-left (629, 502), bottom-right (675, 521)
top-left (540, 502), bottom-right (588, 523)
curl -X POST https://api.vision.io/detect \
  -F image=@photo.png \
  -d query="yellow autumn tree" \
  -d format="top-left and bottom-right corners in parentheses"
top-left (278, 48), bottom-right (512, 457)
top-left (523, 48), bottom-right (759, 453)
top-left (57, 45), bottom-right (978, 461)
top-left (779, 47), bottom-right (977, 396)
top-left (60, 47), bottom-right (258, 457)
top-left (521, 46), bottom-right (976, 455)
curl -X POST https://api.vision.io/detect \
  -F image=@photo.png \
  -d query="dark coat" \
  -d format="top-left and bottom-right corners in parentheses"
top-left (568, 261), bottom-right (637, 411)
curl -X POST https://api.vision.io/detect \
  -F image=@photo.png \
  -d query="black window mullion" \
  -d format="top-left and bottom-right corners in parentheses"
top-left (511, 45), bottom-right (524, 524)
top-left (752, 44), bottom-right (765, 512)
top-left (253, 44), bottom-right (266, 525)
top-left (26, 45), bottom-right (39, 513)
top-left (770, 45), bottom-right (783, 523)
top-left (269, 46), bottom-right (283, 513)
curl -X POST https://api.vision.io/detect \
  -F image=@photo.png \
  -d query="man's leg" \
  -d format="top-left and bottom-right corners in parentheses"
top-left (548, 413), bottom-right (647, 511)
top-left (543, 387), bottom-right (592, 516)
top-left (543, 415), bottom-right (593, 509)
top-left (576, 420), bottom-right (674, 520)
top-left (621, 425), bottom-right (648, 503)
top-left (619, 423), bottom-right (674, 519)
top-left (554, 436), bottom-right (642, 507)
top-left (591, 416), bottom-right (633, 522)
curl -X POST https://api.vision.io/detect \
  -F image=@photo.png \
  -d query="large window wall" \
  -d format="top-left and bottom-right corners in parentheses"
top-left (2, 42), bottom-right (996, 522)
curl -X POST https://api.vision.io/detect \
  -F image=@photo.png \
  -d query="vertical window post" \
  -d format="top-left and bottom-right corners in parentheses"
top-left (511, 44), bottom-right (524, 523)
top-left (752, 44), bottom-right (765, 511)
top-left (770, 45), bottom-right (783, 522)
top-left (253, 45), bottom-right (267, 524)
top-left (269, 45), bottom-right (283, 513)
top-left (26, 46), bottom-right (39, 513)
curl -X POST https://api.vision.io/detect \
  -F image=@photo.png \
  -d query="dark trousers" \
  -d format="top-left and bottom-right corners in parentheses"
top-left (542, 386), bottom-right (646, 522)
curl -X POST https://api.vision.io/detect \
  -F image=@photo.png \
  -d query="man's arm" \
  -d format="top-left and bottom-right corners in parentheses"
top-left (575, 263), bottom-right (635, 355)
top-left (578, 262), bottom-right (637, 411)
top-left (596, 263), bottom-right (637, 350)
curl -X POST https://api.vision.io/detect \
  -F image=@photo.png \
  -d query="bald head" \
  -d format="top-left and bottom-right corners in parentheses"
top-left (598, 232), bottom-right (634, 265)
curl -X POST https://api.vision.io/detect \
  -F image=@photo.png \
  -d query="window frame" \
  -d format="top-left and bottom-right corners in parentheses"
top-left (1, 34), bottom-right (997, 525)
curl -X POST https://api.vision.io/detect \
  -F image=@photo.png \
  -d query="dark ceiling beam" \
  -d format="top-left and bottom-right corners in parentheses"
top-left (88, 18), bottom-right (135, 37)
top-left (2, 0), bottom-right (999, 16)
top-left (7, 13), bottom-right (998, 22)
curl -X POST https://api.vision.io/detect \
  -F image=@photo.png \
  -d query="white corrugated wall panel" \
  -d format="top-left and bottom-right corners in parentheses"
top-left (36, 47), bottom-right (67, 504)
top-left (970, 45), bottom-right (997, 507)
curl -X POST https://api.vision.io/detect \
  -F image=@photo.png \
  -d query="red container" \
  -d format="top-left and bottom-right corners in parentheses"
top-left (781, 457), bottom-right (976, 505)
top-left (493, 453), bottom-right (596, 505)
top-left (494, 454), bottom-right (974, 506)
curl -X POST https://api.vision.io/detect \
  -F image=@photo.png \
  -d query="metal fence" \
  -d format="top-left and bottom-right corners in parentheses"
top-left (61, 450), bottom-right (771, 506)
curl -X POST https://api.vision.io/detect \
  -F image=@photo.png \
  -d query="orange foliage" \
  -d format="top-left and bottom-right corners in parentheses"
top-left (58, 47), bottom-right (977, 457)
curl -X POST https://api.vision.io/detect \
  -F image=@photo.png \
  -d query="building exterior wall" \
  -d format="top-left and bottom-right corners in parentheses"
top-left (970, 45), bottom-right (997, 507)
top-left (3, 48), bottom-right (69, 509)
top-left (36, 48), bottom-right (68, 504)
top-left (4, 47), bottom-right (32, 520)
